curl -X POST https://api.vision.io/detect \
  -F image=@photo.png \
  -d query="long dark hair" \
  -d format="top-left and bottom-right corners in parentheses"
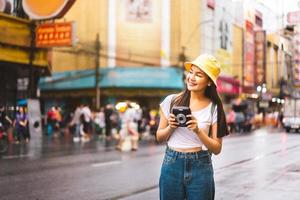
top-left (170, 83), bottom-right (229, 138)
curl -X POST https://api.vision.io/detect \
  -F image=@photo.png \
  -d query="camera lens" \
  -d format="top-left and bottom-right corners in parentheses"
top-left (176, 113), bottom-right (186, 124)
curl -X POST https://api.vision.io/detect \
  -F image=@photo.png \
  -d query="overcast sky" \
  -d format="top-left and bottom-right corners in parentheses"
top-left (261, 0), bottom-right (300, 15)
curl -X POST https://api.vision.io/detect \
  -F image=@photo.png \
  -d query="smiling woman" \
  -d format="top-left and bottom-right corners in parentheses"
top-left (156, 54), bottom-right (229, 200)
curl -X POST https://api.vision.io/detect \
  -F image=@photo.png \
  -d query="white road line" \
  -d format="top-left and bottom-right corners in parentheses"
top-left (2, 154), bottom-right (31, 159)
top-left (91, 160), bottom-right (121, 168)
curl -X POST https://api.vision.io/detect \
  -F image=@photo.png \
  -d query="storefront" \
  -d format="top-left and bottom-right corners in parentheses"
top-left (0, 13), bottom-right (49, 108)
top-left (39, 66), bottom-right (184, 113)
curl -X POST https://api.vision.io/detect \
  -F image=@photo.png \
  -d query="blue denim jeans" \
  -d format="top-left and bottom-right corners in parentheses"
top-left (159, 146), bottom-right (215, 200)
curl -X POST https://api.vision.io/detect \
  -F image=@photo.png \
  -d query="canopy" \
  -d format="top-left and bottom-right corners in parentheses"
top-left (39, 67), bottom-right (184, 91)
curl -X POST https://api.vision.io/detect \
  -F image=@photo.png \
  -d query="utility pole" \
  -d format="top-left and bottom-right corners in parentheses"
top-left (178, 46), bottom-right (187, 82)
top-left (95, 33), bottom-right (101, 110)
top-left (29, 21), bottom-right (36, 98)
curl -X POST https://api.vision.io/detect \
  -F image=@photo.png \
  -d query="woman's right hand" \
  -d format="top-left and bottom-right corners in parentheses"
top-left (168, 114), bottom-right (179, 129)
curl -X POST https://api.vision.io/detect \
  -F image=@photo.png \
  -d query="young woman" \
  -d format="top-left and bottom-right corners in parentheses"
top-left (157, 54), bottom-right (229, 200)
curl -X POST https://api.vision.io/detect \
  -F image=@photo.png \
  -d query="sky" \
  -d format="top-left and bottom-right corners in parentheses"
top-left (261, 0), bottom-right (300, 15)
top-left (250, 0), bottom-right (300, 32)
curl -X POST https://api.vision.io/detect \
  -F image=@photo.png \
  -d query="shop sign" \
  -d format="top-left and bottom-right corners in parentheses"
top-left (254, 30), bottom-right (266, 85)
top-left (293, 26), bottom-right (300, 86)
top-left (22, 0), bottom-right (76, 20)
top-left (36, 22), bottom-right (76, 47)
top-left (243, 20), bottom-right (255, 90)
top-left (17, 78), bottom-right (29, 91)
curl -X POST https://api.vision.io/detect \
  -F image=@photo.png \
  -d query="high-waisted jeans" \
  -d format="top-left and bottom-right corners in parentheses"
top-left (159, 146), bottom-right (215, 200)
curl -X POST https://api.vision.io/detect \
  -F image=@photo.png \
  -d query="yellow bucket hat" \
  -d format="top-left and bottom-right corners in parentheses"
top-left (184, 54), bottom-right (221, 86)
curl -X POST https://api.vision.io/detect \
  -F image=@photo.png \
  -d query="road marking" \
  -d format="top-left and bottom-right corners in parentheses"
top-left (215, 144), bottom-right (300, 172)
top-left (105, 185), bottom-right (159, 200)
top-left (91, 160), bottom-right (121, 168)
top-left (2, 154), bottom-right (31, 159)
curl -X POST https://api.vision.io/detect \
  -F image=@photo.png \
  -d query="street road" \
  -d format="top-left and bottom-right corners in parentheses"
top-left (1, 128), bottom-right (300, 200)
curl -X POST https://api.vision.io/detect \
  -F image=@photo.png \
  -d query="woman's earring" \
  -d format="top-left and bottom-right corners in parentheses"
top-left (208, 83), bottom-right (211, 87)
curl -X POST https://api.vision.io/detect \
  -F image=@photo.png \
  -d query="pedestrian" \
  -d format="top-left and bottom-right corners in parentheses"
top-left (104, 104), bottom-right (114, 140)
top-left (46, 106), bottom-right (56, 136)
top-left (116, 101), bottom-right (139, 151)
top-left (80, 104), bottom-right (92, 142)
top-left (53, 106), bottom-right (62, 137)
top-left (156, 54), bottom-right (229, 200)
top-left (226, 107), bottom-right (236, 133)
top-left (70, 105), bottom-right (83, 142)
top-left (14, 106), bottom-right (30, 144)
top-left (94, 107), bottom-right (106, 139)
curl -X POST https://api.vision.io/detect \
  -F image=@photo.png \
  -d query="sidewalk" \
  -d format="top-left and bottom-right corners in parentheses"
top-left (0, 130), bottom-right (158, 160)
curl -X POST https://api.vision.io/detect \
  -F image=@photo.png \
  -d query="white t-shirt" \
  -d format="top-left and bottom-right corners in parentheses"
top-left (160, 94), bottom-right (217, 150)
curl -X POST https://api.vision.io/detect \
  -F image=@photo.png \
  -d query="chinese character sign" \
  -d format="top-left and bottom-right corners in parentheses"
top-left (36, 22), bottom-right (76, 47)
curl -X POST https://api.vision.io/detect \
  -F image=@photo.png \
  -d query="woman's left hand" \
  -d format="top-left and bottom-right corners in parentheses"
top-left (186, 114), bottom-right (199, 133)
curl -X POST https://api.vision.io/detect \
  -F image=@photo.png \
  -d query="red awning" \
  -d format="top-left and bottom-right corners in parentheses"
top-left (217, 76), bottom-right (240, 95)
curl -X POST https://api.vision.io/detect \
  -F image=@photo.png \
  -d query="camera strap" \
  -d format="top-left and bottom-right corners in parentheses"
top-left (208, 103), bottom-right (216, 138)
top-left (169, 94), bottom-right (177, 114)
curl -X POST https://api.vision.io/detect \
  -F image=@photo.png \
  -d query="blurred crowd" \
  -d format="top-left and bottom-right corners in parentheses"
top-left (45, 102), bottom-right (160, 152)
top-left (225, 99), bottom-right (283, 134)
top-left (1, 98), bottom-right (284, 153)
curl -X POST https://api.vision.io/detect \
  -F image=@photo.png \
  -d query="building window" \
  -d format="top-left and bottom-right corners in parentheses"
top-left (126, 0), bottom-right (152, 23)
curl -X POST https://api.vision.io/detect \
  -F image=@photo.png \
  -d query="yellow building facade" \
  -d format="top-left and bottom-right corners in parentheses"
top-left (51, 0), bottom-right (108, 72)
top-left (43, 0), bottom-right (245, 109)
top-left (51, 0), bottom-right (204, 72)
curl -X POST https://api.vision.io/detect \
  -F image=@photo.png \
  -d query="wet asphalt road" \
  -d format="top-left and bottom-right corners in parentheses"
top-left (1, 128), bottom-right (300, 200)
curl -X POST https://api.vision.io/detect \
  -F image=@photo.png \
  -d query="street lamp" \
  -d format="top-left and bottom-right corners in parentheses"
top-left (256, 85), bottom-right (262, 92)
top-left (257, 84), bottom-right (267, 94)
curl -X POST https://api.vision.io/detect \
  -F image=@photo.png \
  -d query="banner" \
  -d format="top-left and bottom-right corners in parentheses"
top-left (294, 26), bottom-right (300, 86)
top-left (254, 30), bottom-right (266, 85)
top-left (243, 20), bottom-right (255, 90)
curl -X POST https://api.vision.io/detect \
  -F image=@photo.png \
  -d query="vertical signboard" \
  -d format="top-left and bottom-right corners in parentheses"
top-left (254, 30), bottom-right (266, 85)
top-left (293, 26), bottom-right (300, 86)
top-left (243, 20), bottom-right (255, 91)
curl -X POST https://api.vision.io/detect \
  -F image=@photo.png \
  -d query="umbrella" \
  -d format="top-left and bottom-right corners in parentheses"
top-left (17, 99), bottom-right (27, 106)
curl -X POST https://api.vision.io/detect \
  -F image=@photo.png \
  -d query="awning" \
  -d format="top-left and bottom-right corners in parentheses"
top-left (39, 67), bottom-right (184, 91)
top-left (217, 75), bottom-right (240, 95)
